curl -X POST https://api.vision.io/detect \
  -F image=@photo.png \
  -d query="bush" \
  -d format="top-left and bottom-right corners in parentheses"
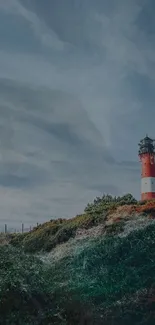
top-left (45, 222), bottom-right (155, 324)
top-left (9, 193), bottom-right (140, 254)
top-left (84, 193), bottom-right (137, 215)
top-left (105, 220), bottom-right (125, 235)
top-left (10, 220), bottom-right (64, 253)
top-left (43, 224), bottom-right (77, 251)
top-left (0, 246), bottom-right (58, 324)
top-left (10, 212), bottom-right (108, 253)
top-left (0, 245), bottom-right (103, 324)
top-left (10, 233), bottom-right (28, 247)
top-left (2, 216), bottom-right (155, 324)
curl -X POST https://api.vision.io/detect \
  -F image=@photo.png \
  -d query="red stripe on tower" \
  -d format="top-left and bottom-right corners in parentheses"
top-left (138, 135), bottom-right (155, 201)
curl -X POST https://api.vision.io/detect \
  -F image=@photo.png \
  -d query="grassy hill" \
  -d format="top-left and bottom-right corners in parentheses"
top-left (1, 194), bottom-right (155, 324)
top-left (9, 193), bottom-right (155, 253)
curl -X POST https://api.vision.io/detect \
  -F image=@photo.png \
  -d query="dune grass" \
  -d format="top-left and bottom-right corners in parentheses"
top-left (10, 193), bottom-right (138, 253)
top-left (3, 194), bottom-right (155, 324)
top-left (45, 222), bottom-right (155, 324)
top-left (2, 221), bottom-right (155, 324)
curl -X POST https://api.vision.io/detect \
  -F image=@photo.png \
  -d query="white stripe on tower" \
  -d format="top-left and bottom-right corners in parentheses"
top-left (141, 177), bottom-right (155, 193)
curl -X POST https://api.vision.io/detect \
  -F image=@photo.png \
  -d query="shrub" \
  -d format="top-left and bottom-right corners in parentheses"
top-left (10, 233), bottom-right (28, 247)
top-left (3, 210), bottom-right (155, 324)
top-left (84, 193), bottom-right (137, 215)
top-left (0, 245), bottom-right (58, 324)
top-left (9, 193), bottom-right (142, 254)
top-left (45, 222), bottom-right (155, 324)
top-left (43, 224), bottom-right (77, 252)
top-left (105, 220), bottom-right (125, 235)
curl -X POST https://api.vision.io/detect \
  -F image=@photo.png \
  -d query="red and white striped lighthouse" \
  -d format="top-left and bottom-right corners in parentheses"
top-left (138, 135), bottom-right (155, 200)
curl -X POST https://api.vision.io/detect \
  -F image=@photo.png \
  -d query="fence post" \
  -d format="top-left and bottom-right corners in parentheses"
top-left (4, 224), bottom-right (7, 234)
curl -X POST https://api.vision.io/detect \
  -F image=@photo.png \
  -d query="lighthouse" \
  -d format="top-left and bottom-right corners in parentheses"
top-left (138, 135), bottom-right (155, 200)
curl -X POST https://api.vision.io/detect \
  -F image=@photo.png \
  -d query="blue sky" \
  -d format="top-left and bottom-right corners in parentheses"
top-left (0, 0), bottom-right (154, 229)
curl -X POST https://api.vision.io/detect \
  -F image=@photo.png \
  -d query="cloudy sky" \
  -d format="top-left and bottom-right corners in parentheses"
top-left (0, 0), bottom-right (154, 229)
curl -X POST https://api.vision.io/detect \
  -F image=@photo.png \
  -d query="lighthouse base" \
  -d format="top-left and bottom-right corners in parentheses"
top-left (141, 192), bottom-right (155, 200)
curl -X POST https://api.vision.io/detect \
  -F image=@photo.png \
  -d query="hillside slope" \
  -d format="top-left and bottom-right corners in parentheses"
top-left (1, 194), bottom-right (155, 324)
top-left (9, 194), bottom-right (155, 254)
top-left (44, 221), bottom-right (155, 324)
top-left (1, 214), bottom-right (155, 324)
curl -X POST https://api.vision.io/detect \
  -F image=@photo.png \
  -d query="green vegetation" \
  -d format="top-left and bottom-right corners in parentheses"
top-left (2, 193), bottom-right (155, 324)
top-left (45, 222), bottom-right (155, 324)
top-left (10, 193), bottom-right (137, 253)
top-left (0, 246), bottom-right (56, 325)
top-left (105, 219), bottom-right (125, 235)
top-left (84, 193), bottom-right (137, 214)
top-left (2, 221), bottom-right (155, 324)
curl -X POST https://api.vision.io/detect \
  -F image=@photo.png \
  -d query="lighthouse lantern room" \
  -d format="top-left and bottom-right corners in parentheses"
top-left (138, 135), bottom-right (155, 200)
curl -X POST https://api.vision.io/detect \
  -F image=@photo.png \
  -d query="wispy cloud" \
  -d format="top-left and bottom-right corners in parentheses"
top-left (0, 0), bottom-right (154, 228)
top-left (0, 0), bottom-right (64, 51)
